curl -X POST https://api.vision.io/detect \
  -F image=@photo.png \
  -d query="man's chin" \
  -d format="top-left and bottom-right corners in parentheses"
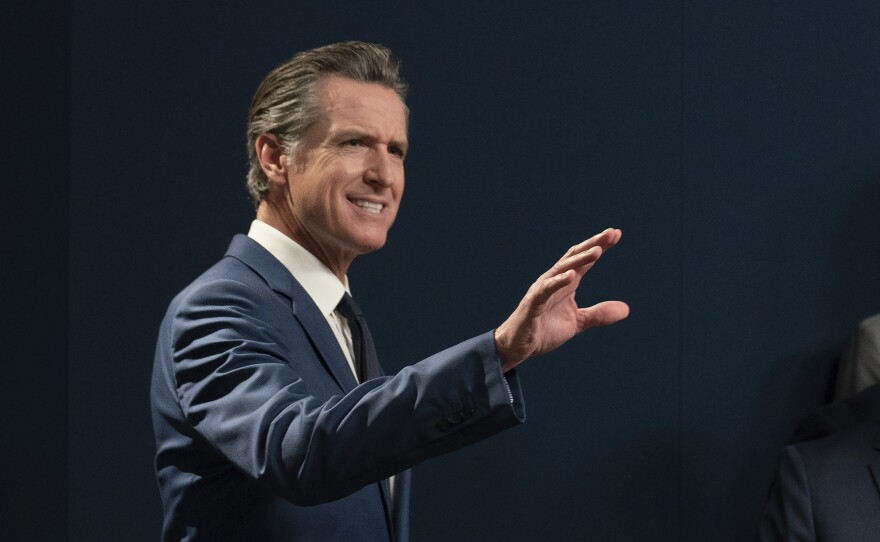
top-left (342, 229), bottom-right (389, 256)
top-left (354, 238), bottom-right (387, 255)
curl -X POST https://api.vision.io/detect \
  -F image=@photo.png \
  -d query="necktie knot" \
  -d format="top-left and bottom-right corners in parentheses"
top-left (336, 293), bottom-right (380, 383)
top-left (336, 293), bottom-right (362, 320)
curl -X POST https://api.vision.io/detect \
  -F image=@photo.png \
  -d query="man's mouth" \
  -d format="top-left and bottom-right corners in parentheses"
top-left (351, 199), bottom-right (384, 214)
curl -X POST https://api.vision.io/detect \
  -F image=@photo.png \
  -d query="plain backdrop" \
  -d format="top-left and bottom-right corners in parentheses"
top-left (5, 1), bottom-right (880, 540)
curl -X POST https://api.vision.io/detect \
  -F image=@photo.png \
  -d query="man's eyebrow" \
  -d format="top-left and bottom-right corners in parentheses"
top-left (331, 129), bottom-right (370, 140)
top-left (332, 129), bottom-right (408, 150)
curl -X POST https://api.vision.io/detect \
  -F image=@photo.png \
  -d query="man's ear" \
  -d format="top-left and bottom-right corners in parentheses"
top-left (255, 133), bottom-right (289, 186)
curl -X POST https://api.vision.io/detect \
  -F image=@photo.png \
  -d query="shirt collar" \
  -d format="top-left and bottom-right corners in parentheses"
top-left (247, 220), bottom-right (349, 317)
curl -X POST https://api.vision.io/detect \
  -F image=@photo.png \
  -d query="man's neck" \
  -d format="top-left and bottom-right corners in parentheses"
top-left (255, 201), bottom-right (353, 282)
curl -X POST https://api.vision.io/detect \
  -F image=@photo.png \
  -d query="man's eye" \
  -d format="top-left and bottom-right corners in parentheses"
top-left (389, 146), bottom-right (405, 158)
top-left (344, 139), bottom-right (362, 147)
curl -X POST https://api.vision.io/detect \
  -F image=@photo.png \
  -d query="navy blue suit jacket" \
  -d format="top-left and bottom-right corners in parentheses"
top-left (757, 421), bottom-right (880, 541)
top-left (757, 385), bottom-right (880, 541)
top-left (151, 235), bottom-right (526, 541)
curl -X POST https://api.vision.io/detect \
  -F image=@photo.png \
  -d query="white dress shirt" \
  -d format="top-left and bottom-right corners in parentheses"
top-left (247, 219), bottom-right (396, 497)
top-left (247, 220), bottom-right (360, 382)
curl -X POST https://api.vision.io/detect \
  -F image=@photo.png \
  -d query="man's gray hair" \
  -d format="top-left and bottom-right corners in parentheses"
top-left (245, 41), bottom-right (408, 206)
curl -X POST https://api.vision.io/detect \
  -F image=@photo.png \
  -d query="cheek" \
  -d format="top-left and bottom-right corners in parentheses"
top-left (327, 164), bottom-right (360, 193)
top-left (290, 181), bottom-right (329, 222)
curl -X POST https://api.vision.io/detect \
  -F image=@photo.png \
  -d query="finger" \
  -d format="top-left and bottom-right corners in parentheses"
top-left (563, 228), bottom-right (621, 259)
top-left (566, 229), bottom-right (613, 255)
top-left (532, 269), bottom-right (577, 308)
top-left (576, 301), bottom-right (630, 332)
top-left (558, 241), bottom-right (610, 281)
top-left (548, 246), bottom-right (602, 278)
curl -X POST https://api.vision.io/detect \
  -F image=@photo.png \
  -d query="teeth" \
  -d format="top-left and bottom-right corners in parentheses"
top-left (353, 200), bottom-right (382, 214)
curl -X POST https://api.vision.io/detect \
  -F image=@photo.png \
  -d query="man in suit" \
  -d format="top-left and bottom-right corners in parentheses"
top-left (151, 41), bottom-right (629, 541)
top-left (756, 389), bottom-right (880, 540)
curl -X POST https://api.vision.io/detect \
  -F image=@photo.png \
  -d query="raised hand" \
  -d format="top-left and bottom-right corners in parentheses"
top-left (494, 228), bottom-right (629, 372)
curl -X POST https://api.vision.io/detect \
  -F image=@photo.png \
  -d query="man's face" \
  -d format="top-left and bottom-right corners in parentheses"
top-left (281, 75), bottom-right (408, 269)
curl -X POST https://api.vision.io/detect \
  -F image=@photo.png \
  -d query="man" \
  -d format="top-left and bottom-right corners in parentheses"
top-left (756, 389), bottom-right (880, 540)
top-left (758, 313), bottom-right (880, 541)
top-left (151, 41), bottom-right (629, 541)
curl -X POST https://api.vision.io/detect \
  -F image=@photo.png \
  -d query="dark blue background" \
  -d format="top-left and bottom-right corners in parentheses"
top-left (7, 1), bottom-right (880, 540)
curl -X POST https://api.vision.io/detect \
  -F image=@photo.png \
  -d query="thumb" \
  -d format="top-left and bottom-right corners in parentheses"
top-left (576, 301), bottom-right (630, 332)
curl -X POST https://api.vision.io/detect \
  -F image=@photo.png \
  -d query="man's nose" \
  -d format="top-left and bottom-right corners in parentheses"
top-left (364, 148), bottom-right (397, 188)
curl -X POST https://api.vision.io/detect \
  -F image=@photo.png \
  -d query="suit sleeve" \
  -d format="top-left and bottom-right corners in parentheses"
top-left (164, 278), bottom-right (525, 505)
top-left (756, 445), bottom-right (816, 542)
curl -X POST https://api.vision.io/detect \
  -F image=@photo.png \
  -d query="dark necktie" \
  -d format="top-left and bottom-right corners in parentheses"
top-left (335, 293), bottom-right (383, 382)
top-left (335, 294), bottom-right (394, 509)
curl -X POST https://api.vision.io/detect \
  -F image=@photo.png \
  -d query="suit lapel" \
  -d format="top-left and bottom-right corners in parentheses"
top-left (291, 296), bottom-right (359, 393)
top-left (224, 235), bottom-right (358, 393)
top-left (226, 235), bottom-right (396, 538)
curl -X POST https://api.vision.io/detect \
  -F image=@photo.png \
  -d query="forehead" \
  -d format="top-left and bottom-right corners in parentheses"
top-left (315, 75), bottom-right (408, 137)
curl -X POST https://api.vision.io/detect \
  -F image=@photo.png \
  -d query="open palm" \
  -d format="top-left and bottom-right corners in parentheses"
top-left (494, 228), bottom-right (629, 372)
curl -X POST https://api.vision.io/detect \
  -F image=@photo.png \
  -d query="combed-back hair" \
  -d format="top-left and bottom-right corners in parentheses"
top-left (245, 41), bottom-right (408, 206)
